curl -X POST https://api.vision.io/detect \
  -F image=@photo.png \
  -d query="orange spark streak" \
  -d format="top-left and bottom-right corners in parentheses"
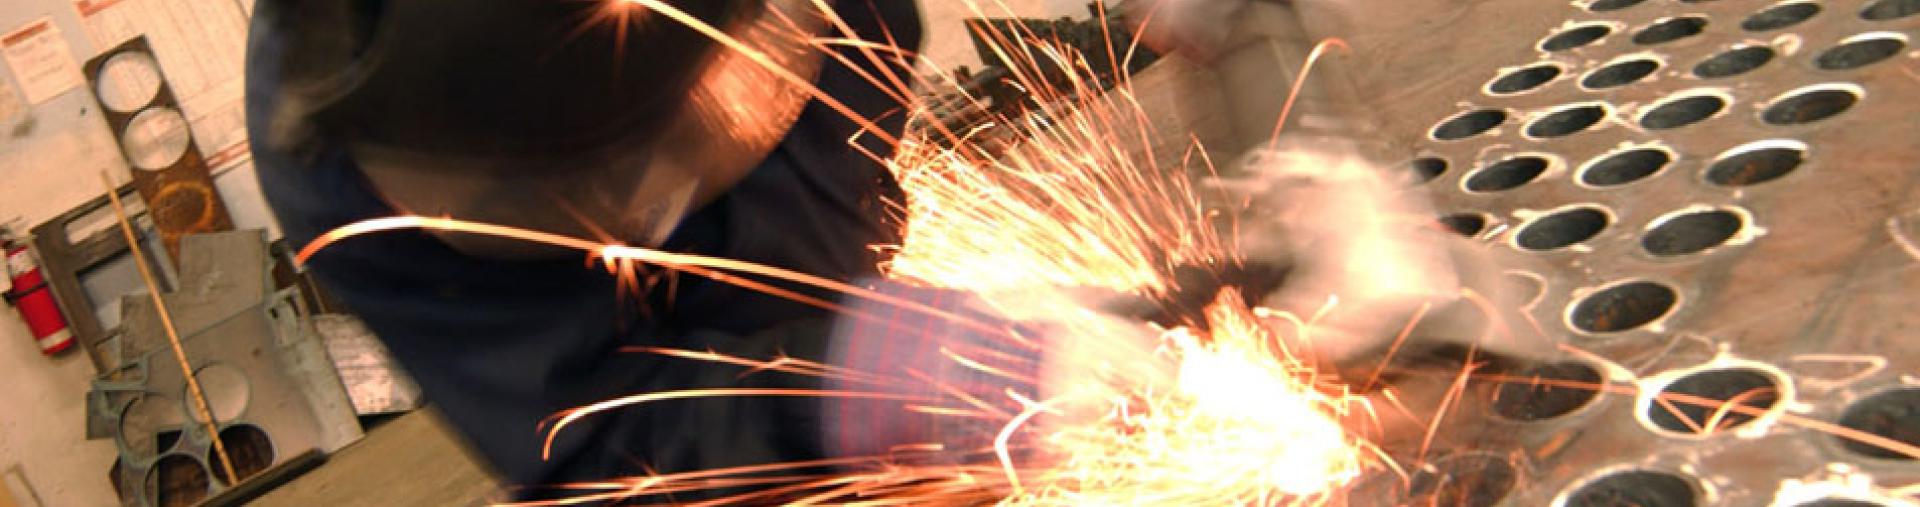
top-left (907, 369), bottom-right (1016, 420)
top-left (1418, 356), bottom-right (1477, 462)
top-left (501, 456), bottom-right (899, 507)
top-left (905, 405), bottom-right (999, 419)
top-left (995, 391), bottom-right (1054, 495)
top-left (1363, 301), bottom-right (1431, 392)
top-left (804, 0), bottom-right (917, 106)
top-left (541, 388), bottom-right (933, 460)
top-left (1265, 38), bottom-right (1353, 151)
top-left (299, 216), bottom-right (1028, 346)
top-left (1697, 386), bottom-right (1777, 435)
top-left (619, 346), bottom-right (891, 385)
top-left (940, 347), bottom-right (1039, 385)
top-left (618, 0), bottom-right (898, 146)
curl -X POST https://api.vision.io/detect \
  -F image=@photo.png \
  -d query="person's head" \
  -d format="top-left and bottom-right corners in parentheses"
top-left (267, 0), bottom-right (832, 255)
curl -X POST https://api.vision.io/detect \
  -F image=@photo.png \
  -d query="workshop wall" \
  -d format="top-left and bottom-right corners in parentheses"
top-left (0, 0), bottom-right (271, 504)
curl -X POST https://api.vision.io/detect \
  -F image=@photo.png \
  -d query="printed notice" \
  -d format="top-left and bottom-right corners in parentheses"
top-left (1, 18), bottom-right (85, 104)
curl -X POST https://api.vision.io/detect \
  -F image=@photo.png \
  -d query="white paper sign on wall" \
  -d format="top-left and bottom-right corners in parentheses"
top-left (1, 17), bottom-right (84, 105)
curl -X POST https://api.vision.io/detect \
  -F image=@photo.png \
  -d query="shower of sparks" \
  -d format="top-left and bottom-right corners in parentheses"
top-left (290, 0), bottom-right (1387, 503)
top-left (1002, 290), bottom-right (1375, 505)
top-left (304, 216), bottom-right (1383, 506)
top-left (293, 0), bottom-right (1917, 505)
top-left (875, 55), bottom-right (1221, 295)
top-left (289, 1), bottom-right (1920, 503)
top-left (878, 118), bottom-right (1216, 294)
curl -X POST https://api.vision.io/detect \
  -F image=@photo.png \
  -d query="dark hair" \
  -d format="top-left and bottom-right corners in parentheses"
top-left (263, 0), bottom-right (761, 157)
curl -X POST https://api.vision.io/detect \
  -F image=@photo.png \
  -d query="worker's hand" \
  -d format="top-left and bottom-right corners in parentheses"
top-left (1208, 144), bottom-right (1558, 375)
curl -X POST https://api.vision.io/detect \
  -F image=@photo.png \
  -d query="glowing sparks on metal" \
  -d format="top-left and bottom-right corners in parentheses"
top-left (290, 2), bottom-right (1920, 506)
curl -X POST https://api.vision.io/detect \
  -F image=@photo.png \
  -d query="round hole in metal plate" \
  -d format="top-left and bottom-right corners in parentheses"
top-left (1345, 472), bottom-right (1407, 507)
top-left (1517, 206), bottom-right (1610, 251)
top-left (1634, 16), bottom-right (1709, 45)
top-left (1433, 109), bottom-right (1507, 140)
top-left (1438, 213), bottom-right (1490, 237)
top-left (1527, 104), bottom-right (1608, 138)
top-left (1582, 58), bottom-right (1660, 89)
top-left (1835, 388), bottom-right (1920, 460)
top-left (144, 453), bottom-right (211, 507)
top-left (1411, 157), bottom-right (1449, 182)
top-left (1581, 147), bottom-right (1671, 186)
top-left (1493, 361), bottom-right (1604, 420)
top-left (1643, 209), bottom-right (1744, 256)
top-left (1568, 280), bottom-right (1675, 333)
top-left (1706, 140), bottom-right (1806, 186)
top-left (121, 107), bottom-right (193, 171)
top-left (1645, 368), bottom-right (1783, 434)
top-left (1693, 45), bottom-right (1775, 78)
top-left (1794, 499), bottom-right (1893, 507)
top-left (1816, 34), bottom-right (1906, 70)
top-left (1488, 63), bottom-right (1562, 95)
top-left (1465, 156), bottom-right (1549, 192)
top-left (1543, 24), bottom-right (1613, 51)
top-left (1564, 470), bottom-right (1698, 507)
top-left (187, 363), bottom-right (250, 424)
top-left (213, 424), bottom-right (276, 485)
top-left (1404, 454), bottom-right (1518, 507)
top-left (1641, 94), bottom-right (1727, 130)
top-left (1744, 2), bottom-right (1822, 31)
top-left (1588, 0), bottom-right (1648, 11)
top-left (1763, 84), bottom-right (1861, 125)
top-left (118, 393), bottom-right (187, 459)
top-left (95, 52), bottom-right (164, 113)
top-left (1862, 0), bottom-right (1920, 20)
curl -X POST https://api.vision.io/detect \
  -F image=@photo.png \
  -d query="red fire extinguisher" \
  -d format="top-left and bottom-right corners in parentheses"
top-left (3, 226), bottom-right (73, 355)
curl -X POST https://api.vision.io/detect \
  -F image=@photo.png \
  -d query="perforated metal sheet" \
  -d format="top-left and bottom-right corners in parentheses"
top-left (97, 231), bottom-right (361, 506)
top-left (1283, 0), bottom-right (1920, 504)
